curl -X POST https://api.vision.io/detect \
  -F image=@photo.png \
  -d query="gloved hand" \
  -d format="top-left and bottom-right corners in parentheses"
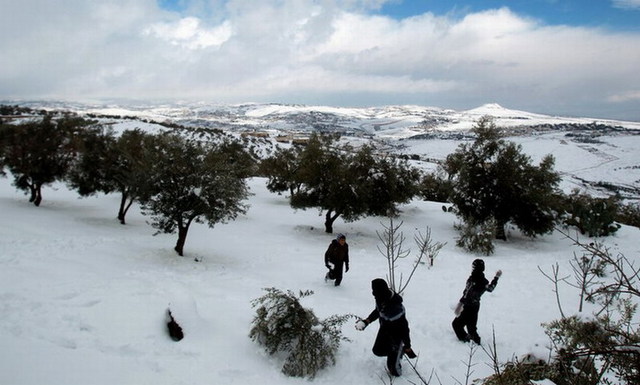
top-left (325, 264), bottom-right (331, 269)
top-left (403, 347), bottom-right (417, 359)
top-left (345, 265), bottom-right (349, 272)
top-left (495, 269), bottom-right (503, 278)
top-left (355, 319), bottom-right (368, 331)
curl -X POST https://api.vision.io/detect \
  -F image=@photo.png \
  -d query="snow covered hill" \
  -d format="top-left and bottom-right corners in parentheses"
top-left (4, 100), bottom-right (640, 200)
top-left (8, 100), bottom-right (640, 137)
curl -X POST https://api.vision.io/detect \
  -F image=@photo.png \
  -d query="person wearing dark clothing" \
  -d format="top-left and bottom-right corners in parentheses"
top-left (452, 259), bottom-right (502, 344)
top-left (355, 278), bottom-right (416, 377)
top-left (324, 233), bottom-right (349, 286)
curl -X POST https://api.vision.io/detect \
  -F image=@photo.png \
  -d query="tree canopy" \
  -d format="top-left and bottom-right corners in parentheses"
top-left (67, 128), bottom-right (158, 224)
top-left (0, 115), bottom-right (91, 206)
top-left (263, 133), bottom-right (421, 233)
top-left (443, 116), bottom-right (561, 242)
top-left (141, 132), bottom-right (252, 256)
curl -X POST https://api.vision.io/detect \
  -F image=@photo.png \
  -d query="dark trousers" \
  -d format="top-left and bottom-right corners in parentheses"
top-left (452, 303), bottom-right (480, 343)
top-left (327, 262), bottom-right (344, 286)
top-left (372, 328), bottom-right (404, 376)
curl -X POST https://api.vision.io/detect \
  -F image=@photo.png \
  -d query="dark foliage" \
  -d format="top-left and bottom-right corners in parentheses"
top-left (249, 288), bottom-right (350, 378)
top-left (560, 190), bottom-right (621, 237)
top-left (616, 202), bottom-right (640, 229)
top-left (0, 114), bottom-right (93, 206)
top-left (419, 171), bottom-right (453, 203)
top-left (443, 116), bottom-right (560, 247)
top-left (262, 133), bottom-right (422, 233)
top-left (140, 132), bottom-right (251, 256)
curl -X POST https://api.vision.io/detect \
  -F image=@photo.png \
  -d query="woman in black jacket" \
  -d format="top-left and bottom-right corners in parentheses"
top-left (452, 259), bottom-right (502, 344)
top-left (355, 278), bottom-right (416, 376)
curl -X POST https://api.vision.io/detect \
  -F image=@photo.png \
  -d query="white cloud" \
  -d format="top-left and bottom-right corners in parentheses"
top-left (1, 0), bottom-right (639, 120)
top-left (612, 0), bottom-right (640, 9)
top-left (144, 17), bottom-right (233, 49)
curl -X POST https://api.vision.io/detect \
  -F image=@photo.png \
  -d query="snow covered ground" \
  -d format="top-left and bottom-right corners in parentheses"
top-left (1, 169), bottom-right (639, 384)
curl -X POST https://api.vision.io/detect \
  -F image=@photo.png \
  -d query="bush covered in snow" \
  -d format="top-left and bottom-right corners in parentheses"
top-left (560, 190), bottom-right (621, 237)
top-left (454, 219), bottom-right (496, 255)
top-left (249, 288), bottom-right (351, 378)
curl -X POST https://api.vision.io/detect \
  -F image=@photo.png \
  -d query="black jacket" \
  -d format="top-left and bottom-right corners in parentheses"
top-left (366, 292), bottom-right (411, 348)
top-left (324, 240), bottom-right (349, 268)
top-left (459, 270), bottom-right (499, 306)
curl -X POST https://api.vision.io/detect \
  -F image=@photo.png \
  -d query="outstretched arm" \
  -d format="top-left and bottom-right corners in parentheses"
top-left (355, 308), bottom-right (379, 330)
top-left (486, 270), bottom-right (502, 292)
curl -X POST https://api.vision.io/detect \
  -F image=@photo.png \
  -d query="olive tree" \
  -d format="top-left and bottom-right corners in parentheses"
top-left (141, 132), bottom-right (251, 256)
top-left (0, 115), bottom-right (89, 206)
top-left (443, 116), bottom-right (560, 245)
top-left (264, 134), bottom-right (421, 233)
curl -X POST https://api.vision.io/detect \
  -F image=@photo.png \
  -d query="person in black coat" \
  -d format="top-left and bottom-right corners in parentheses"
top-left (324, 233), bottom-right (349, 286)
top-left (355, 278), bottom-right (416, 377)
top-left (452, 259), bottom-right (502, 344)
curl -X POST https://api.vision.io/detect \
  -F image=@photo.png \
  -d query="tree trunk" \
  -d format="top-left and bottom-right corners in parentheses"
top-left (118, 192), bottom-right (128, 224)
top-left (117, 191), bottom-right (135, 225)
top-left (33, 184), bottom-right (42, 207)
top-left (174, 227), bottom-right (188, 257)
top-left (28, 184), bottom-right (37, 203)
top-left (495, 219), bottom-right (507, 241)
top-left (324, 210), bottom-right (341, 234)
top-left (174, 218), bottom-right (193, 257)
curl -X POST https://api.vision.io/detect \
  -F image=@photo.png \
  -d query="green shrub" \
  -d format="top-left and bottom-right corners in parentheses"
top-left (454, 219), bottom-right (496, 255)
top-left (544, 314), bottom-right (639, 385)
top-left (616, 202), bottom-right (640, 228)
top-left (483, 354), bottom-right (599, 385)
top-left (249, 288), bottom-right (350, 378)
top-left (419, 172), bottom-right (452, 203)
top-left (561, 190), bottom-right (620, 237)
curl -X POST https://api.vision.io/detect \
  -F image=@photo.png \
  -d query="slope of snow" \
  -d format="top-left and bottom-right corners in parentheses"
top-left (10, 100), bottom-right (640, 136)
top-left (1, 172), bottom-right (639, 384)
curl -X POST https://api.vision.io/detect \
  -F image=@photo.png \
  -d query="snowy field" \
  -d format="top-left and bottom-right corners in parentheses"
top-left (1, 169), bottom-right (639, 384)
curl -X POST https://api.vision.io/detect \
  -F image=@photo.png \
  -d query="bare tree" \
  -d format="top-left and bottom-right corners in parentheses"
top-left (376, 218), bottom-right (446, 294)
top-left (537, 263), bottom-right (569, 318)
top-left (566, 252), bottom-right (606, 312)
top-left (452, 343), bottom-right (479, 385)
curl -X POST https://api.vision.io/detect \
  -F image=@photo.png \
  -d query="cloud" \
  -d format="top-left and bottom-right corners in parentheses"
top-left (0, 0), bottom-right (639, 120)
top-left (608, 90), bottom-right (640, 102)
top-left (612, 0), bottom-right (640, 10)
top-left (144, 17), bottom-right (232, 49)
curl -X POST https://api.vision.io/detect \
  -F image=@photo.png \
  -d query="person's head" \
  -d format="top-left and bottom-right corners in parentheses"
top-left (371, 278), bottom-right (391, 301)
top-left (472, 258), bottom-right (485, 272)
top-left (336, 233), bottom-right (346, 245)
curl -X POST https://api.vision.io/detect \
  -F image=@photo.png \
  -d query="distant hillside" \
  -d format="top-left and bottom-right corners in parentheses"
top-left (4, 101), bottom-right (640, 140)
top-left (2, 100), bottom-right (640, 201)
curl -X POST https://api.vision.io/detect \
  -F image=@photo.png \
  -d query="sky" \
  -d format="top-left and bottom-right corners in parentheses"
top-left (1, 0), bottom-right (640, 121)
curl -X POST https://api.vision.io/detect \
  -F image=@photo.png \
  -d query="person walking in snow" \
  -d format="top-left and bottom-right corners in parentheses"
top-left (355, 278), bottom-right (416, 377)
top-left (452, 258), bottom-right (502, 344)
top-left (324, 233), bottom-right (349, 286)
